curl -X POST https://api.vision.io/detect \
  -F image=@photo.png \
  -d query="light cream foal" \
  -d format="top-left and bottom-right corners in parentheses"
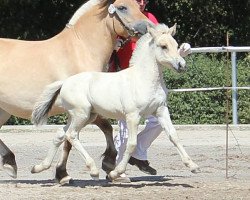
top-left (31, 24), bottom-right (200, 181)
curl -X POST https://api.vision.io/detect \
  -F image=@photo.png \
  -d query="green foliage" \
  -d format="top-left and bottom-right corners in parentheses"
top-left (6, 114), bottom-right (68, 125)
top-left (6, 116), bottom-right (31, 125)
top-left (164, 54), bottom-right (250, 124)
top-left (237, 57), bottom-right (250, 124)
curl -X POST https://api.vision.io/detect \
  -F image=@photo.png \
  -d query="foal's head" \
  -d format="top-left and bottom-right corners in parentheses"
top-left (148, 24), bottom-right (186, 72)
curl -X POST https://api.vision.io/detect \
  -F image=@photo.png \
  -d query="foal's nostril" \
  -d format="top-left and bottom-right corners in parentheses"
top-left (178, 62), bottom-right (186, 71)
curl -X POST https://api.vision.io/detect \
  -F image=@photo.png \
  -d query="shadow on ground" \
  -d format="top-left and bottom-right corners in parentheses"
top-left (0, 175), bottom-right (194, 188)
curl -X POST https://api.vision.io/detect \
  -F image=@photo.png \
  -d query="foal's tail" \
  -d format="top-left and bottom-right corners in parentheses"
top-left (32, 81), bottom-right (64, 126)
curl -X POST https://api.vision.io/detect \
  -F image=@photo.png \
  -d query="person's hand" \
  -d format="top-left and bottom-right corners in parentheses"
top-left (178, 43), bottom-right (191, 57)
top-left (114, 38), bottom-right (125, 51)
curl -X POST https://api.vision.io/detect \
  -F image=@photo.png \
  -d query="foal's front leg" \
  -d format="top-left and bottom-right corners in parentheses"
top-left (156, 106), bottom-right (200, 173)
top-left (109, 113), bottom-right (140, 180)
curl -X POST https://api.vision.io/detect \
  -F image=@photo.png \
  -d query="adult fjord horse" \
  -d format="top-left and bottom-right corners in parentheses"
top-left (0, 0), bottom-right (148, 184)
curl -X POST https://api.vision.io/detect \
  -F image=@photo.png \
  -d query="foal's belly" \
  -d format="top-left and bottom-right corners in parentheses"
top-left (92, 104), bottom-right (125, 120)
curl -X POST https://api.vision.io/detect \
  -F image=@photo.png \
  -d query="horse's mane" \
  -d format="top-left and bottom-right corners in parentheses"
top-left (129, 24), bottom-right (170, 67)
top-left (129, 33), bottom-right (151, 67)
top-left (68, 0), bottom-right (114, 25)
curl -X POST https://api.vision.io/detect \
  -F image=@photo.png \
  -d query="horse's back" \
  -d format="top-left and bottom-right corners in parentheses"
top-left (59, 71), bottom-right (124, 118)
top-left (0, 35), bottom-right (66, 118)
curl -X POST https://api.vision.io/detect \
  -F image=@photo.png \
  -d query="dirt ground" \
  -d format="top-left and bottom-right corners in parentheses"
top-left (0, 125), bottom-right (249, 200)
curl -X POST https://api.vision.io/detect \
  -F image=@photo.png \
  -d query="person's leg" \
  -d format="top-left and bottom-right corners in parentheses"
top-left (132, 116), bottom-right (162, 160)
top-left (128, 115), bottom-right (162, 175)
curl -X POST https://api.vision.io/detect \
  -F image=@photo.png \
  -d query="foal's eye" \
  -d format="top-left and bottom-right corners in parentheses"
top-left (162, 45), bottom-right (168, 50)
top-left (117, 6), bottom-right (127, 12)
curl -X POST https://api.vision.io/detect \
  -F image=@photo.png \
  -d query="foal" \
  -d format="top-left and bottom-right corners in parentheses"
top-left (31, 24), bottom-right (199, 180)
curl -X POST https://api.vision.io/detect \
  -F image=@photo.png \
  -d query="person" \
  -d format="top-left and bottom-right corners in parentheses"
top-left (109, 0), bottom-right (191, 182)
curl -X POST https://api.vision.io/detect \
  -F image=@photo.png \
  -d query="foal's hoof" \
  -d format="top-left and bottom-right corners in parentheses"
top-left (191, 166), bottom-right (201, 174)
top-left (59, 175), bottom-right (73, 186)
top-left (3, 164), bottom-right (17, 178)
top-left (108, 170), bottom-right (119, 180)
top-left (90, 171), bottom-right (99, 181)
top-left (91, 174), bottom-right (99, 181)
top-left (31, 165), bottom-right (39, 173)
top-left (31, 164), bottom-right (47, 174)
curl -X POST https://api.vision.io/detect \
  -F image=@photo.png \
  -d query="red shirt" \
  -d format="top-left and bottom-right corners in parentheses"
top-left (109, 12), bottom-right (158, 72)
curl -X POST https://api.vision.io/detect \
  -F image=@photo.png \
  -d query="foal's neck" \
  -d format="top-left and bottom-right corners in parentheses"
top-left (130, 35), bottom-right (164, 86)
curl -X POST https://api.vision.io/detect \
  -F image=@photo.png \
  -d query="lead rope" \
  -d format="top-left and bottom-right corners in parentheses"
top-left (108, 4), bottom-right (133, 72)
top-left (108, 4), bottom-right (136, 37)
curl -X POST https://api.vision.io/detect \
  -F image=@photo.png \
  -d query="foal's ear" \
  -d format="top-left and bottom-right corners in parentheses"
top-left (169, 23), bottom-right (177, 36)
top-left (147, 25), bottom-right (158, 39)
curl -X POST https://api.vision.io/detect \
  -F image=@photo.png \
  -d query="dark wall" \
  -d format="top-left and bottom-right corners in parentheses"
top-left (0, 0), bottom-right (249, 47)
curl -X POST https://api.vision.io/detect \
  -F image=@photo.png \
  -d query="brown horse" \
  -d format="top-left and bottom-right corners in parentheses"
top-left (0, 0), bottom-right (148, 184)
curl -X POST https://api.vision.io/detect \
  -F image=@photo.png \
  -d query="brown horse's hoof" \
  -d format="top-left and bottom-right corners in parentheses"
top-left (102, 160), bottom-right (115, 174)
top-left (3, 163), bottom-right (17, 178)
top-left (1, 152), bottom-right (17, 178)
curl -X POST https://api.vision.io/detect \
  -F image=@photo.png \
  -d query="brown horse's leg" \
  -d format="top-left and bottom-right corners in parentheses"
top-left (0, 109), bottom-right (17, 178)
top-left (55, 140), bottom-right (72, 184)
top-left (0, 139), bottom-right (17, 178)
top-left (55, 121), bottom-right (73, 185)
top-left (94, 116), bottom-right (117, 174)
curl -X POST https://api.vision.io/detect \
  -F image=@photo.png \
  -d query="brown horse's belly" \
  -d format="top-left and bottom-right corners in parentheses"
top-left (0, 89), bottom-right (65, 119)
top-left (0, 99), bottom-right (65, 120)
top-left (0, 100), bottom-right (33, 119)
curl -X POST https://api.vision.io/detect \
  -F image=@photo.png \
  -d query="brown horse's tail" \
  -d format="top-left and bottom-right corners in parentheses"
top-left (31, 81), bottom-right (63, 126)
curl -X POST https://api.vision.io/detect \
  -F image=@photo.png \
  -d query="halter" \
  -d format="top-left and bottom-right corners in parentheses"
top-left (108, 4), bottom-right (137, 37)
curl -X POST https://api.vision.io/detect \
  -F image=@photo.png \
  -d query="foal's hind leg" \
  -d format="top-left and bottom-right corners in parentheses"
top-left (94, 116), bottom-right (117, 174)
top-left (66, 112), bottom-right (99, 180)
top-left (31, 126), bottom-right (67, 174)
top-left (156, 106), bottom-right (200, 173)
top-left (0, 109), bottom-right (17, 178)
top-left (55, 115), bottom-right (117, 184)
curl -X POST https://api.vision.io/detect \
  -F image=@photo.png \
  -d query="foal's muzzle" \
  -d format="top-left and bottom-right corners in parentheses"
top-left (175, 59), bottom-right (187, 73)
top-left (178, 61), bottom-right (187, 72)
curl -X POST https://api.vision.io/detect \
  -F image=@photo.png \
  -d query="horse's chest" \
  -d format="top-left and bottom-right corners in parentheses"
top-left (149, 94), bottom-right (165, 108)
top-left (140, 89), bottom-right (166, 114)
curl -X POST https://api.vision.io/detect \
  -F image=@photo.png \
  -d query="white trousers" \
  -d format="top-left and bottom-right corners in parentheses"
top-left (114, 116), bottom-right (163, 163)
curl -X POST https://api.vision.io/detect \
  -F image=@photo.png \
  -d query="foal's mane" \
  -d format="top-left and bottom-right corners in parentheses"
top-left (154, 24), bottom-right (170, 34)
top-left (129, 33), bottom-right (152, 67)
top-left (68, 0), bottom-right (115, 25)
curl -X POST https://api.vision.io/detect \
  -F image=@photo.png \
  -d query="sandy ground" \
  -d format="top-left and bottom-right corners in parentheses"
top-left (0, 125), bottom-right (249, 200)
